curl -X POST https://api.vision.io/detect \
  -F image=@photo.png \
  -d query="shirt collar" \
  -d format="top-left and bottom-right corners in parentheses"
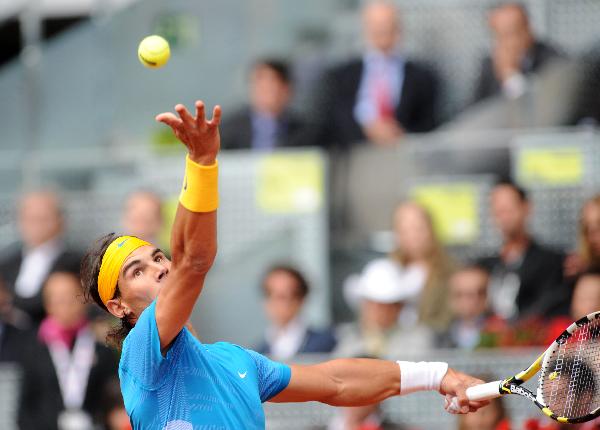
top-left (363, 48), bottom-right (404, 65)
top-left (23, 236), bottom-right (63, 257)
top-left (266, 316), bottom-right (307, 342)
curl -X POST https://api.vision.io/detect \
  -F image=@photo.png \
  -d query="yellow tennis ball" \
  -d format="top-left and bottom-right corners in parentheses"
top-left (138, 35), bottom-right (170, 68)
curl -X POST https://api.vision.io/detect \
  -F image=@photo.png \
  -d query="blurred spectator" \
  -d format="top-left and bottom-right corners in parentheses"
top-left (101, 380), bottom-right (132, 430)
top-left (569, 47), bottom-right (600, 126)
top-left (545, 270), bottom-right (600, 345)
top-left (457, 395), bottom-right (509, 430)
top-left (256, 265), bottom-right (336, 360)
top-left (473, 2), bottom-right (561, 103)
top-left (220, 59), bottom-right (313, 150)
top-left (326, 402), bottom-right (406, 430)
top-left (391, 202), bottom-right (453, 330)
top-left (479, 182), bottom-right (566, 321)
top-left (570, 271), bottom-right (600, 319)
top-left (436, 265), bottom-right (504, 349)
top-left (0, 275), bottom-right (33, 363)
top-left (122, 190), bottom-right (163, 245)
top-left (19, 270), bottom-right (119, 430)
top-left (335, 254), bottom-right (434, 358)
top-left (564, 195), bottom-right (600, 277)
top-left (318, 1), bottom-right (437, 147)
top-left (0, 190), bottom-right (80, 325)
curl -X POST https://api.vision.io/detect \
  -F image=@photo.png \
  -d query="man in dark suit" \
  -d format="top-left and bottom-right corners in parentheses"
top-left (478, 182), bottom-right (567, 321)
top-left (0, 191), bottom-right (80, 326)
top-left (257, 265), bottom-right (336, 359)
top-left (473, 2), bottom-right (561, 103)
top-left (220, 59), bottom-right (313, 150)
top-left (318, 1), bottom-right (437, 148)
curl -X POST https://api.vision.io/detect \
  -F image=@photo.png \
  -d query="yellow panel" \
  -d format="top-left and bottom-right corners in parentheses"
top-left (411, 183), bottom-right (479, 245)
top-left (557, 417), bottom-right (568, 423)
top-left (257, 153), bottom-right (324, 214)
top-left (517, 146), bottom-right (583, 186)
top-left (542, 408), bottom-right (553, 417)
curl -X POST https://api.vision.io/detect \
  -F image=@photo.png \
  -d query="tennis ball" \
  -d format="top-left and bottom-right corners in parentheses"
top-left (138, 35), bottom-right (170, 68)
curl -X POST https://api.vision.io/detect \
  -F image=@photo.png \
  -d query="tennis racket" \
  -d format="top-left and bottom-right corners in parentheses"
top-left (448, 311), bottom-right (600, 424)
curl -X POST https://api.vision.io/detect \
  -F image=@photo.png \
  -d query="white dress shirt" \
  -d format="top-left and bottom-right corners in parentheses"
top-left (266, 317), bottom-right (308, 361)
top-left (354, 50), bottom-right (405, 126)
top-left (15, 238), bottom-right (63, 298)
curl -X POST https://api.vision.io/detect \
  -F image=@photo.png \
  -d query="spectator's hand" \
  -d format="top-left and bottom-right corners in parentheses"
top-left (439, 368), bottom-right (489, 414)
top-left (156, 101), bottom-right (221, 165)
top-left (564, 253), bottom-right (587, 278)
top-left (493, 43), bottom-right (522, 83)
top-left (363, 119), bottom-right (404, 146)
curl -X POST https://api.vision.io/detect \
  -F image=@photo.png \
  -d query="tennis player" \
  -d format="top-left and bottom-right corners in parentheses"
top-left (81, 101), bottom-right (488, 429)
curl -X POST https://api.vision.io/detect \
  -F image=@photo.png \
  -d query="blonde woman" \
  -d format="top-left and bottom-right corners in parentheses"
top-left (389, 202), bottom-right (454, 331)
top-left (565, 195), bottom-right (600, 277)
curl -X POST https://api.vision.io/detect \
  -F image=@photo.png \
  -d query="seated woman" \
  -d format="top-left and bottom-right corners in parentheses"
top-left (19, 270), bottom-right (119, 430)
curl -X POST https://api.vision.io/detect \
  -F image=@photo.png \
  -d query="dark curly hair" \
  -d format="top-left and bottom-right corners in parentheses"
top-left (80, 232), bottom-right (133, 350)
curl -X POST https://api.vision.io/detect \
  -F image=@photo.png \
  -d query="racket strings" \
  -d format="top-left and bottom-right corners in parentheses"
top-left (540, 318), bottom-right (600, 419)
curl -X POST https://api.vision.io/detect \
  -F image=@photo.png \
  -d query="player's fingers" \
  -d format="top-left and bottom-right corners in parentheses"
top-left (195, 101), bottom-right (206, 127)
top-left (176, 104), bottom-right (196, 128)
top-left (156, 112), bottom-right (184, 130)
top-left (209, 105), bottom-right (222, 126)
top-left (469, 400), bottom-right (490, 411)
top-left (455, 386), bottom-right (470, 414)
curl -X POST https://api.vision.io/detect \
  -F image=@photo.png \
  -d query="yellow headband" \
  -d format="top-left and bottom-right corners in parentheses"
top-left (97, 235), bottom-right (151, 306)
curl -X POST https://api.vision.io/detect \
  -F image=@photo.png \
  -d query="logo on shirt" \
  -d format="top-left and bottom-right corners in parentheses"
top-left (237, 371), bottom-right (247, 379)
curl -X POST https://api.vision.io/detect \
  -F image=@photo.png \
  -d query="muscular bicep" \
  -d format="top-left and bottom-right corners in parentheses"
top-left (269, 364), bottom-right (339, 404)
top-left (155, 206), bottom-right (216, 350)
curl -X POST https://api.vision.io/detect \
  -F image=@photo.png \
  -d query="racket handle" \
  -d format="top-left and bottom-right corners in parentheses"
top-left (465, 381), bottom-right (503, 401)
top-left (445, 381), bottom-right (502, 414)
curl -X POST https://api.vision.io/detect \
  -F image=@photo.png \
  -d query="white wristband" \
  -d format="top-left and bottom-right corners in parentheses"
top-left (397, 361), bottom-right (448, 395)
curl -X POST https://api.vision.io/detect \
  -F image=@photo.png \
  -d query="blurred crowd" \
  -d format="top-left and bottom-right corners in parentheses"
top-left (3, 182), bottom-right (600, 429)
top-left (2, 1), bottom-right (600, 430)
top-left (219, 1), bottom-right (598, 152)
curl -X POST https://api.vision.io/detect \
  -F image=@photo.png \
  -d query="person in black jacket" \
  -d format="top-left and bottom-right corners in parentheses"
top-left (317, 1), bottom-right (437, 148)
top-left (473, 2), bottom-right (561, 103)
top-left (0, 275), bottom-right (33, 363)
top-left (0, 191), bottom-right (80, 326)
top-left (256, 265), bottom-right (336, 360)
top-left (478, 182), bottom-right (567, 321)
top-left (18, 270), bottom-right (119, 430)
top-left (220, 59), bottom-right (314, 150)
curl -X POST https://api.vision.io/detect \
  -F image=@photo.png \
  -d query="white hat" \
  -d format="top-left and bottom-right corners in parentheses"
top-left (346, 259), bottom-right (426, 305)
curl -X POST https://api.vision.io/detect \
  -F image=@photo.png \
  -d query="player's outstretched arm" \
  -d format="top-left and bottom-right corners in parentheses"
top-left (270, 359), bottom-right (488, 413)
top-left (153, 101), bottom-right (221, 350)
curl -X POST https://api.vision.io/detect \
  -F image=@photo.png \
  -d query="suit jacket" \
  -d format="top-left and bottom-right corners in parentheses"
top-left (318, 58), bottom-right (437, 147)
top-left (478, 240), bottom-right (567, 320)
top-left (18, 338), bottom-right (119, 430)
top-left (0, 323), bottom-right (35, 363)
top-left (473, 40), bottom-right (561, 103)
top-left (220, 107), bottom-right (315, 150)
top-left (257, 327), bottom-right (337, 356)
top-left (0, 244), bottom-right (81, 325)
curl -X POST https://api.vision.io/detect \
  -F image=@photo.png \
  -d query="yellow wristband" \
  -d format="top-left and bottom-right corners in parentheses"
top-left (179, 155), bottom-right (219, 212)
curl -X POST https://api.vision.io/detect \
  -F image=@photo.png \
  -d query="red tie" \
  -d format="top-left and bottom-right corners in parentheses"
top-left (374, 65), bottom-right (394, 120)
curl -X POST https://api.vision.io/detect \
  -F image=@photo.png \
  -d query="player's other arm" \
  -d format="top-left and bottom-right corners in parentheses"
top-left (154, 101), bottom-right (221, 350)
top-left (270, 359), bottom-right (487, 413)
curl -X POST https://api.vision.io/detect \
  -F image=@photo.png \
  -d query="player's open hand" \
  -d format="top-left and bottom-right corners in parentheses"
top-left (155, 101), bottom-right (221, 165)
top-left (439, 368), bottom-right (490, 414)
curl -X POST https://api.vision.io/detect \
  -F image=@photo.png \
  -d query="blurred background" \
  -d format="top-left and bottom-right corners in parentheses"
top-left (2, 0), bottom-right (600, 429)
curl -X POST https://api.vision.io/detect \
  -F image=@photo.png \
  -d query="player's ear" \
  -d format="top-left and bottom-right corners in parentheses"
top-left (106, 298), bottom-right (129, 319)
